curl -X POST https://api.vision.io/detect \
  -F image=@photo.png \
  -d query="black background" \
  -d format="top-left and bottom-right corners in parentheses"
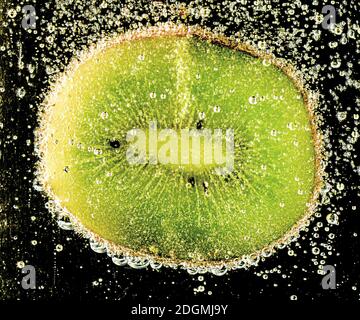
top-left (0, 0), bottom-right (359, 308)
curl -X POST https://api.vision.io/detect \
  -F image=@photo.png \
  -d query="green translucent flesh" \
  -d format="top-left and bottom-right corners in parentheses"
top-left (43, 35), bottom-right (316, 261)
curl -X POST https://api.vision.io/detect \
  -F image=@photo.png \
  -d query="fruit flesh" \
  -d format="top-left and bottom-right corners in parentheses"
top-left (40, 33), bottom-right (317, 262)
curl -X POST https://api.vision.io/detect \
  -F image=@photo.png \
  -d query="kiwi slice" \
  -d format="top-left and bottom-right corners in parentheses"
top-left (36, 25), bottom-right (322, 268)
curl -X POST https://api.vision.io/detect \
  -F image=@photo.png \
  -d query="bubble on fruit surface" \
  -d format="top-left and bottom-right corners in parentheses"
top-left (1, 0), bottom-right (359, 300)
top-left (248, 96), bottom-right (257, 105)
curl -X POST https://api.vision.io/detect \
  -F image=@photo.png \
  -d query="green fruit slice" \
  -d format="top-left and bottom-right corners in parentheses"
top-left (37, 26), bottom-right (322, 267)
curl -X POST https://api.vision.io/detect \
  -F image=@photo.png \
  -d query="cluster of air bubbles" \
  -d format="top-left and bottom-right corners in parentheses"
top-left (48, 200), bottom-right (309, 274)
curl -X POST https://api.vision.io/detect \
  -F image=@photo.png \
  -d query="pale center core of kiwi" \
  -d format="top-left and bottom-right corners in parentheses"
top-left (126, 126), bottom-right (233, 174)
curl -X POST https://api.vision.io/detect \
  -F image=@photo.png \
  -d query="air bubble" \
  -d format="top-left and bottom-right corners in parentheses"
top-left (7, 9), bottom-right (17, 18)
top-left (100, 111), bottom-right (109, 119)
top-left (248, 95), bottom-right (257, 105)
top-left (55, 244), bottom-right (63, 252)
top-left (326, 213), bottom-right (339, 225)
top-left (213, 105), bottom-right (221, 113)
top-left (89, 239), bottom-right (107, 253)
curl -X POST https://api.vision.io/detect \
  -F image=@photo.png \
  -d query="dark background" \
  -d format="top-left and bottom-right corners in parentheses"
top-left (0, 0), bottom-right (359, 307)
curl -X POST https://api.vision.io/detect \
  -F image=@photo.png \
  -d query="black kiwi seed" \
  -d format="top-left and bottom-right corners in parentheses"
top-left (109, 139), bottom-right (121, 148)
top-left (202, 181), bottom-right (209, 192)
top-left (188, 177), bottom-right (196, 187)
top-left (196, 120), bottom-right (204, 129)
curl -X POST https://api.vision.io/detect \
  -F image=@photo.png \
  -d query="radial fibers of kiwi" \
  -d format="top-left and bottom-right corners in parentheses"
top-left (37, 26), bottom-right (322, 267)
